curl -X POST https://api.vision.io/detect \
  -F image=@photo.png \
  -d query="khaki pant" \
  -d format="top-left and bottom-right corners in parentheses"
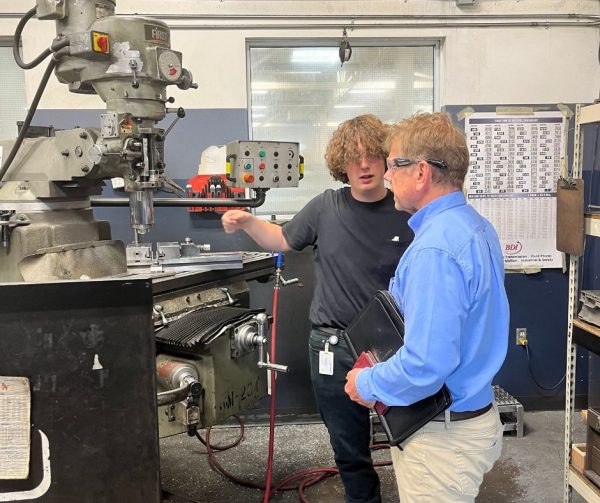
top-left (391, 405), bottom-right (503, 503)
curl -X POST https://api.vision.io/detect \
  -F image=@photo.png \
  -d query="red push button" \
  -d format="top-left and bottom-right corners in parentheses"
top-left (259, 163), bottom-right (266, 170)
top-left (243, 173), bottom-right (255, 183)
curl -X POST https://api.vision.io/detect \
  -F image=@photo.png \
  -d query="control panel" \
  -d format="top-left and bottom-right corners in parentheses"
top-left (225, 141), bottom-right (302, 189)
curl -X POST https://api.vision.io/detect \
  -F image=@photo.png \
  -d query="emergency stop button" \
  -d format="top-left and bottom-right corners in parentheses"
top-left (92, 32), bottom-right (110, 54)
top-left (243, 173), bottom-right (255, 184)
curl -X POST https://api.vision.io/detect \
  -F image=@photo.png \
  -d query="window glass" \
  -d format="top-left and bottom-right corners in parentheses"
top-left (0, 46), bottom-right (27, 141)
top-left (248, 43), bottom-right (436, 216)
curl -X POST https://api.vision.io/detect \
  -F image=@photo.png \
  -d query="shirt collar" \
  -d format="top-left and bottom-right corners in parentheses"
top-left (408, 190), bottom-right (466, 234)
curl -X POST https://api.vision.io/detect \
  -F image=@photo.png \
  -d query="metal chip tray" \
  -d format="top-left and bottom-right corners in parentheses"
top-left (578, 290), bottom-right (600, 327)
top-left (156, 306), bottom-right (263, 350)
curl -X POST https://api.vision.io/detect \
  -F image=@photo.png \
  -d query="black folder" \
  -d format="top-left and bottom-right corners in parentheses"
top-left (344, 290), bottom-right (452, 446)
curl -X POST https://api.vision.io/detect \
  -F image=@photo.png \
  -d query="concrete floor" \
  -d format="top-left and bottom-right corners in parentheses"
top-left (160, 410), bottom-right (587, 503)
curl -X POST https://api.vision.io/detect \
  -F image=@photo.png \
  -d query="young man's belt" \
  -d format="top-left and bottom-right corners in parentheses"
top-left (432, 402), bottom-right (493, 422)
top-left (313, 325), bottom-right (344, 335)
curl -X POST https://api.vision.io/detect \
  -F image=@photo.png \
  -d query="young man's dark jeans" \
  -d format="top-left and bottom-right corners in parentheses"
top-left (309, 328), bottom-right (381, 503)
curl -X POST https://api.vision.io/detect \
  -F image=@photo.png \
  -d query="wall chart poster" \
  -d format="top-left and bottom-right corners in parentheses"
top-left (464, 111), bottom-right (565, 269)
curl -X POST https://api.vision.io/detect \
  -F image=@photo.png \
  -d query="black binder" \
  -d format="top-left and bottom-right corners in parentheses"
top-left (344, 290), bottom-right (452, 446)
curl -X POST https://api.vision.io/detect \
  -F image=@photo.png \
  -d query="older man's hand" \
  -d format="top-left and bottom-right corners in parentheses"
top-left (345, 369), bottom-right (376, 408)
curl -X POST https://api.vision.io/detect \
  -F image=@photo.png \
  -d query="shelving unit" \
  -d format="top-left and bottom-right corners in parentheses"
top-left (564, 104), bottom-right (600, 502)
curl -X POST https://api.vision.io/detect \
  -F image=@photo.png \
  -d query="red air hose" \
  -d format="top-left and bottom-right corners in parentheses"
top-left (262, 253), bottom-right (282, 502)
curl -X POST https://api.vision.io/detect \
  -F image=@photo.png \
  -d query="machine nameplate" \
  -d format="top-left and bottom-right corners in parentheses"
top-left (144, 24), bottom-right (170, 46)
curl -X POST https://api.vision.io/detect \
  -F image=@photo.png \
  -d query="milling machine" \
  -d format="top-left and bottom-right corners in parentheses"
top-left (0, 2), bottom-right (301, 501)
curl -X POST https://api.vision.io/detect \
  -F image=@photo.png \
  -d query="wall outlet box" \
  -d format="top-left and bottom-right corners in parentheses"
top-left (516, 328), bottom-right (528, 345)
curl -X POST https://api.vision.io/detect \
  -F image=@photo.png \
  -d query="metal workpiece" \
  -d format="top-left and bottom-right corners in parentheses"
top-left (126, 239), bottom-right (243, 274)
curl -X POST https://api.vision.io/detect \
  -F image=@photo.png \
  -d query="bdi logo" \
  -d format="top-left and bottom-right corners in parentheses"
top-left (505, 241), bottom-right (522, 255)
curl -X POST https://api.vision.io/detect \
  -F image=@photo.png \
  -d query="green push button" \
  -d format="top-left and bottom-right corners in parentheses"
top-left (259, 150), bottom-right (266, 157)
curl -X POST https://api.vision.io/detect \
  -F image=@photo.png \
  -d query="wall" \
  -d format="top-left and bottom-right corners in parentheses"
top-left (1, 0), bottom-right (599, 413)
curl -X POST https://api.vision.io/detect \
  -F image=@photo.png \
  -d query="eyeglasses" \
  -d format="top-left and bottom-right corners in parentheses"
top-left (386, 158), bottom-right (448, 172)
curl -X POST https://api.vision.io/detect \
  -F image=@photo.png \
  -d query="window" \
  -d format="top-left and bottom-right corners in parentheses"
top-left (0, 38), bottom-right (26, 141)
top-left (247, 40), bottom-right (438, 217)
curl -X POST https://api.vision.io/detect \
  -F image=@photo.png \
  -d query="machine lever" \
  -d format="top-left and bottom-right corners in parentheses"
top-left (163, 107), bottom-right (186, 139)
top-left (280, 275), bottom-right (300, 286)
top-left (255, 313), bottom-right (289, 373)
top-left (153, 304), bottom-right (169, 327)
top-left (129, 59), bottom-right (139, 88)
top-left (220, 287), bottom-right (235, 305)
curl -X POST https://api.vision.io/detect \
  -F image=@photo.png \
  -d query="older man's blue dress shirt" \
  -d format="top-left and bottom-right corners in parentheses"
top-left (355, 191), bottom-right (509, 411)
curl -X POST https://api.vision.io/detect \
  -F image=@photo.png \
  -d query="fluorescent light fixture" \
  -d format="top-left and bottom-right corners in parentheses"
top-left (413, 72), bottom-right (433, 80)
top-left (291, 48), bottom-right (338, 64)
top-left (251, 89), bottom-right (268, 95)
top-left (252, 105), bottom-right (267, 110)
top-left (333, 105), bottom-right (365, 109)
top-left (327, 122), bottom-right (341, 127)
top-left (253, 122), bottom-right (262, 127)
top-left (252, 114), bottom-right (265, 118)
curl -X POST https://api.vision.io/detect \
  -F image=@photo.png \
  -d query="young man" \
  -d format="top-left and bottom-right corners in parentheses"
top-left (222, 114), bottom-right (413, 503)
top-left (345, 112), bottom-right (509, 503)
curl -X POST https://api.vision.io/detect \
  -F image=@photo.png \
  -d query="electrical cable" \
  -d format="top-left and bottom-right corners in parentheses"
top-left (0, 57), bottom-right (57, 183)
top-left (523, 343), bottom-right (566, 392)
top-left (195, 414), bottom-right (245, 451)
top-left (13, 7), bottom-right (52, 69)
top-left (12, 7), bottom-right (69, 70)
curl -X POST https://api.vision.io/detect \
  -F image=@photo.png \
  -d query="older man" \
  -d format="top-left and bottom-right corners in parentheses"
top-left (345, 112), bottom-right (509, 503)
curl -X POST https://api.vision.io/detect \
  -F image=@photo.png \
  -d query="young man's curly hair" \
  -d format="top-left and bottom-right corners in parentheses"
top-left (325, 114), bottom-right (388, 184)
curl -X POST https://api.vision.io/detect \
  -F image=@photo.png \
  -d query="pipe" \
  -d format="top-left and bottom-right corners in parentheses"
top-left (166, 20), bottom-right (600, 30)
top-left (90, 190), bottom-right (267, 208)
top-left (2, 11), bottom-right (598, 27)
top-left (124, 13), bottom-right (600, 21)
top-left (157, 383), bottom-right (190, 406)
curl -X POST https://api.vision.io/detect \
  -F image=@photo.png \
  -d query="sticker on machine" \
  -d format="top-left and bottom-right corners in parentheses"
top-left (0, 377), bottom-right (30, 479)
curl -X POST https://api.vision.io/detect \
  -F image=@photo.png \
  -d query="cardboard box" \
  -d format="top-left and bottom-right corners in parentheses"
top-left (572, 443), bottom-right (587, 474)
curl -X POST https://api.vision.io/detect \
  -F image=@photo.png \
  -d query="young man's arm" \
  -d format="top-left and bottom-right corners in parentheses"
top-left (221, 210), bottom-right (291, 252)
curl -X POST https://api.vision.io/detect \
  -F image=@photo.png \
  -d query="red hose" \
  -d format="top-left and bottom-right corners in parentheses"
top-left (262, 279), bottom-right (280, 502)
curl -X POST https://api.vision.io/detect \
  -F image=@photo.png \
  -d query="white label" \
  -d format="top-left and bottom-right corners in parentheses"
top-left (0, 377), bottom-right (30, 480)
top-left (319, 350), bottom-right (334, 375)
top-left (92, 354), bottom-right (103, 370)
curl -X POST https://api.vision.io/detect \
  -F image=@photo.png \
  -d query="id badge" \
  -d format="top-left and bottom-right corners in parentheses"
top-left (319, 342), bottom-right (334, 375)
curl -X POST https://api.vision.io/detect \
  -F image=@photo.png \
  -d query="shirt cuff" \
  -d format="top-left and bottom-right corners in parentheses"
top-left (355, 367), bottom-right (378, 402)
